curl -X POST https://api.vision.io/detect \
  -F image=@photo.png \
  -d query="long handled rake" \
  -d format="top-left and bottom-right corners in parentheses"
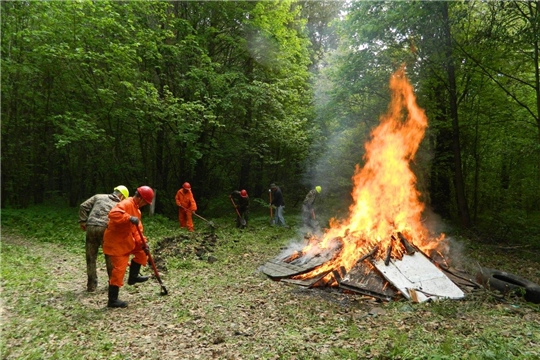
top-left (135, 225), bottom-right (168, 296)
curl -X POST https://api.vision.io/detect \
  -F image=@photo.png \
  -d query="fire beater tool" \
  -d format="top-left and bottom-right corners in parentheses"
top-left (229, 196), bottom-right (247, 227)
top-left (135, 225), bottom-right (169, 296)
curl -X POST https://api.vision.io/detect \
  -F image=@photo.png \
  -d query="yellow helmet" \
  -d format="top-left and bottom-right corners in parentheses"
top-left (315, 186), bottom-right (322, 194)
top-left (114, 185), bottom-right (129, 199)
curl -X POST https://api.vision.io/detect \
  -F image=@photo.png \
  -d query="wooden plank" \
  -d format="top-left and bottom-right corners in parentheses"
top-left (372, 252), bottom-right (464, 303)
top-left (440, 267), bottom-right (482, 292)
top-left (281, 271), bottom-right (332, 287)
top-left (260, 245), bottom-right (341, 279)
top-left (339, 262), bottom-right (398, 301)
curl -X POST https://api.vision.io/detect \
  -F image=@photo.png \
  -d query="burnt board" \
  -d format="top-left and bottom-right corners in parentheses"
top-left (280, 271), bottom-right (332, 287)
top-left (339, 262), bottom-right (398, 301)
top-left (260, 248), bottom-right (339, 279)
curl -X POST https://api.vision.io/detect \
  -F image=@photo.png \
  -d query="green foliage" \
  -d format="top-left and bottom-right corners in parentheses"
top-left (1, 0), bottom-right (316, 210)
top-left (2, 204), bottom-right (82, 250)
top-left (2, 0), bottom-right (539, 241)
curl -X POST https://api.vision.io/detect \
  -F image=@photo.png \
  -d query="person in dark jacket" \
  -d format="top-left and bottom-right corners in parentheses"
top-left (230, 189), bottom-right (250, 228)
top-left (270, 183), bottom-right (286, 226)
top-left (78, 185), bottom-right (129, 292)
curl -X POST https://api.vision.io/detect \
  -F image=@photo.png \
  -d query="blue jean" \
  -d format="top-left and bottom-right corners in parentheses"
top-left (274, 206), bottom-right (286, 226)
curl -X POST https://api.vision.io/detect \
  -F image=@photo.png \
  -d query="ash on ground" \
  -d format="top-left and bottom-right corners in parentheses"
top-left (152, 233), bottom-right (219, 271)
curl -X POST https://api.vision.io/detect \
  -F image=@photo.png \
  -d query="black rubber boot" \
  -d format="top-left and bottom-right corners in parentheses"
top-left (127, 261), bottom-right (149, 285)
top-left (107, 285), bottom-right (127, 308)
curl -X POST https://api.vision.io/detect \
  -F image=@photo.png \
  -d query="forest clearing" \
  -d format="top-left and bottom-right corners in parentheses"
top-left (2, 205), bottom-right (540, 359)
top-left (2, 1), bottom-right (540, 359)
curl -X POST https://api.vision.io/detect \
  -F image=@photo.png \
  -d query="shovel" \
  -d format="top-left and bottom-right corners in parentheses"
top-left (229, 196), bottom-right (247, 227)
top-left (179, 205), bottom-right (216, 228)
top-left (135, 225), bottom-right (168, 296)
top-left (193, 211), bottom-right (216, 228)
top-left (268, 189), bottom-right (275, 225)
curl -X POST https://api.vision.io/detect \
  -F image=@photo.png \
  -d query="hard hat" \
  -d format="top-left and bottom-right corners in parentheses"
top-left (315, 186), bottom-right (322, 194)
top-left (183, 182), bottom-right (191, 190)
top-left (114, 185), bottom-right (129, 199)
top-left (137, 186), bottom-right (154, 204)
top-left (240, 189), bottom-right (248, 198)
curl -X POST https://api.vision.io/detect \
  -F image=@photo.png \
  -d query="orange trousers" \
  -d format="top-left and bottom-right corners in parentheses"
top-left (109, 249), bottom-right (147, 287)
top-left (178, 208), bottom-right (194, 231)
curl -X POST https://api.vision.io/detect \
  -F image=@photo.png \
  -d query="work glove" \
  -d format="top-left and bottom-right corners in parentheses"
top-left (142, 242), bottom-right (150, 255)
top-left (129, 216), bottom-right (139, 225)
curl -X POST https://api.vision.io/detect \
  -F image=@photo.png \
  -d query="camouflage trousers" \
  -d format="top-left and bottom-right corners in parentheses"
top-left (86, 225), bottom-right (113, 292)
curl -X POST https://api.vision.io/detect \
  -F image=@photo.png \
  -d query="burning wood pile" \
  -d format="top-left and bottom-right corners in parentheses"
top-left (260, 231), bottom-right (479, 303)
top-left (261, 66), bottom-right (479, 302)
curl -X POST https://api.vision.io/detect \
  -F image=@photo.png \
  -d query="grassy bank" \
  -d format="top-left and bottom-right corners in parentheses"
top-left (1, 204), bottom-right (539, 359)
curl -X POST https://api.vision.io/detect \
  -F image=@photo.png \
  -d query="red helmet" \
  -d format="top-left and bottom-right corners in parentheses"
top-left (137, 186), bottom-right (154, 204)
top-left (240, 189), bottom-right (248, 198)
top-left (183, 182), bottom-right (191, 190)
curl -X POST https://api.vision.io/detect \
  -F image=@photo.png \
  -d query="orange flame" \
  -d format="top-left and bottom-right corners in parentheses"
top-left (297, 66), bottom-right (442, 280)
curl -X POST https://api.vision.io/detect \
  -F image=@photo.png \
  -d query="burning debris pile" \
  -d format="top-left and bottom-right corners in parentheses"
top-left (261, 67), bottom-right (480, 302)
top-left (261, 231), bottom-right (479, 302)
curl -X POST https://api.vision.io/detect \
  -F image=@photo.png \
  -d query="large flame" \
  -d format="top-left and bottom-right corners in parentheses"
top-left (297, 66), bottom-right (441, 280)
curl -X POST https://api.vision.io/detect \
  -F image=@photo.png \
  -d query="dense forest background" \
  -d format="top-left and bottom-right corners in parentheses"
top-left (2, 1), bottom-right (539, 242)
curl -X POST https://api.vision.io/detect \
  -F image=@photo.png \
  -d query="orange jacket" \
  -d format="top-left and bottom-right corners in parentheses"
top-left (103, 197), bottom-right (145, 256)
top-left (175, 188), bottom-right (197, 212)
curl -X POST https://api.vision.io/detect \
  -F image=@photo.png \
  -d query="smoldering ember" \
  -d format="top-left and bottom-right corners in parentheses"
top-left (260, 67), bottom-right (533, 304)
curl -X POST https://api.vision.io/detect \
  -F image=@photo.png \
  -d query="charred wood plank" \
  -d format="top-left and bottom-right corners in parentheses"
top-left (353, 245), bottom-right (379, 268)
top-left (340, 265), bottom-right (347, 278)
top-left (331, 266), bottom-right (348, 284)
top-left (339, 261), bottom-right (399, 301)
top-left (397, 232), bottom-right (416, 254)
top-left (281, 270), bottom-right (332, 287)
top-left (332, 270), bottom-right (342, 284)
top-left (384, 242), bottom-right (393, 266)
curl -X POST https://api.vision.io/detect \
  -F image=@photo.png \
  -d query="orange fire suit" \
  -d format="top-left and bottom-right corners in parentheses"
top-left (175, 188), bottom-right (197, 231)
top-left (103, 197), bottom-right (148, 287)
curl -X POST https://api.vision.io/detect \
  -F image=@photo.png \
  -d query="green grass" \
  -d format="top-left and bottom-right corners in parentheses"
top-left (2, 204), bottom-right (540, 359)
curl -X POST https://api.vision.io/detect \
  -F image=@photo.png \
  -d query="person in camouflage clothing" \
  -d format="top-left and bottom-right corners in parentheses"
top-left (302, 186), bottom-right (322, 233)
top-left (78, 185), bottom-right (129, 292)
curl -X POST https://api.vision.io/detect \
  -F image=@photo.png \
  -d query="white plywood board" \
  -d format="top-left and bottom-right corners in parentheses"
top-left (373, 252), bottom-right (465, 303)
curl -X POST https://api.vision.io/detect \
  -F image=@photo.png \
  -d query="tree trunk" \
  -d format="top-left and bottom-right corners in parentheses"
top-left (530, 1), bottom-right (540, 210)
top-left (442, 2), bottom-right (471, 228)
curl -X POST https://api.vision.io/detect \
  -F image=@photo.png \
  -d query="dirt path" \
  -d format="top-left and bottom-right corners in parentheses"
top-left (3, 232), bottom-right (355, 359)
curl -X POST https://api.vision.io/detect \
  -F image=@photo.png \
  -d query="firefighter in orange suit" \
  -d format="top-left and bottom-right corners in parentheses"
top-left (103, 185), bottom-right (154, 308)
top-left (175, 182), bottom-right (197, 232)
